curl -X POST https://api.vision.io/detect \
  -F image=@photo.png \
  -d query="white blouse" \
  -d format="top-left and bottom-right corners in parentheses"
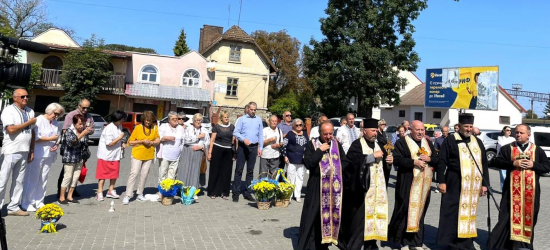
top-left (497, 135), bottom-right (516, 154)
top-left (97, 123), bottom-right (123, 161)
top-left (33, 115), bottom-right (59, 158)
top-left (184, 125), bottom-right (210, 149)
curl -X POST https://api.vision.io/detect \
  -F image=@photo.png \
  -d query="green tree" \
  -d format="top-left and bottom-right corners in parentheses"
top-left (103, 44), bottom-right (157, 54)
top-left (173, 28), bottom-right (190, 56)
top-left (304, 0), bottom-right (435, 118)
top-left (269, 92), bottom-right (300, 117)
top-left (60, 35), bottom-right (111, 111)
top-left (0, 0), bottom-right (47, 38)
top-left (526, 110), bottom-right (538, 119)
top-left (544, 100), bottom-right (550, 118)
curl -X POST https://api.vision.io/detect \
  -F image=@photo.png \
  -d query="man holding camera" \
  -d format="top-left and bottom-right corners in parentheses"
top-left (0, 89), bottom-right (36, 216)
top-left (489, 124), bottom-right (550, 250)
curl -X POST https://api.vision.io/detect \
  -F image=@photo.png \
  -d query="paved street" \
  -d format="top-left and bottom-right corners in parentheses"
top-left (2, 145), bottom-right (550, 250)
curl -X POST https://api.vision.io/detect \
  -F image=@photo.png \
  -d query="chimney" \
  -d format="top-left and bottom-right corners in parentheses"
top-left (199, 25), bottom-right (223, 54)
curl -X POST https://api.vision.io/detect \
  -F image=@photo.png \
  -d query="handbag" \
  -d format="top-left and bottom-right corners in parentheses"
top-left (59, 131), bottom-right (66, 156)
top-left (200, 152), bottom-right (207, 174)
top-left (79, 160), bottom-right (88, 183)
top-left (82, 144), bottom-right (91, 160)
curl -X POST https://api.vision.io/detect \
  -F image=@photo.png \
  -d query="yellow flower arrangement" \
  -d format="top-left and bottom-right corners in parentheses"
top-left (36, 204), bottom-right (64, 233)
top-left (249, 178), bottom-right (278, 202)
top-left (276, 182), bottom-right (295, 200)
top-left (160, 179), bottom-right (184, 192)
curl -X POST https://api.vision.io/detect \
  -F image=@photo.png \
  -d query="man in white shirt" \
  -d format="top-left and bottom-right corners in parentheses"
top-left (0, 89), bottom-right (36, 216)
top-left (260, 115), bottom-right (283, 177)
top-left (336, 113), bottom-right (360, 153)
top-left (158, 111), bottom-right (185, 183)
top-left (309, 115), bottom-right (328, 140)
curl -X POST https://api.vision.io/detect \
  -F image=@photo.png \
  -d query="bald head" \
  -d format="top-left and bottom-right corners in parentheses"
top-left (319, 122), bottom-right (334, 143)
top-left (78, 99), bottom-right (91, 114)
top-left (410, 120), bottom-right (425, 141)
top-left (318, 115), bottom-right (328, 124)
top-left (473, 127), bottom-right (480, 136)
top-left (12, 88), bottom-right (29, 108)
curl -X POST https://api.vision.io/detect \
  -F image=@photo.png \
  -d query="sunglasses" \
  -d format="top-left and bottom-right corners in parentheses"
top-left (15, 95), bottom-right (29, 99)
top-left (54, 112), bottom-right (61, 116)
top-left (80, 106), bottom-right (90, 110)
top-left (178, 118), bottom-right (185, 120)
top-left (380, 123), bottom-right (386, 125)
top-left (505, 129), bottom-right (511, 132)
top-left (285, 115), bottom-right (292, 117)
top-left (295, 124), bottom-right (303, 127)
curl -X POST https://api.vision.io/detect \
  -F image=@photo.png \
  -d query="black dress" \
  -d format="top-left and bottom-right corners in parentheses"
top-left (297, 140), bottom-right (346, 250)
top-left (388, 136), bottom-right (438, 247)
top-left (489, 143), bottom-right (550, 250)
top-left (436, 133), bottom-right (489, 250)
top-left (207, 124), bottom-right (234, 197)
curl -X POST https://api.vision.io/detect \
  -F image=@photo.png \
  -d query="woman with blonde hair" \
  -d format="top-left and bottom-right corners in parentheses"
top-left (122, 110), bottom-right (160, 205)
top-left (178, 113), bottom-right (210, 199)
top-left (207, 110), bottom-right (236, 199)
top-left (22, 103), bottom-right (65, 211)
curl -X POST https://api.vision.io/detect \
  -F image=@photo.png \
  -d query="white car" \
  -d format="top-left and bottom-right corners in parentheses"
top-left (330, 116), bottom-right (365, 134)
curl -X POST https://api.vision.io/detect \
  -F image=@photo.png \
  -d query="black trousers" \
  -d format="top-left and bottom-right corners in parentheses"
top-left (207, 145), bottom-right (233, 197)
top-left (232, 142), bottom-right (258, 196)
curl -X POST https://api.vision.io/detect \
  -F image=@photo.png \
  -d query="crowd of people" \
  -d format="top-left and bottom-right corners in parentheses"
top-left (0, 88), bottom-right (547, 250)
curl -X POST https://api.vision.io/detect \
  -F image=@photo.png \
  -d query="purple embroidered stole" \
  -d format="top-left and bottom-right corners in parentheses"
top-left (314, 138), bottom-right (343, 245)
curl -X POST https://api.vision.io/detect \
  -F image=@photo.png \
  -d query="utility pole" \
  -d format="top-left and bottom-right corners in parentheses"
top-left (238, 0), bottom-right (243, 27)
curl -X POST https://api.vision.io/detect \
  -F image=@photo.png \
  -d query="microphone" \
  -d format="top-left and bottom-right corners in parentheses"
top-left (0, 34), bottom-right (50, 54)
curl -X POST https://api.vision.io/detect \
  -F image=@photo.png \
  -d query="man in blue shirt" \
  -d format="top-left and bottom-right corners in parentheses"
top-left (277, 110), bottom-right (293, 136)
top-left (232, 102), bottom-right (264, 202)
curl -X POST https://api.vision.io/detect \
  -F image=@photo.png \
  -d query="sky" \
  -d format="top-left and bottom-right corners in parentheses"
top-left (45, 0), bottom-right (550, 116)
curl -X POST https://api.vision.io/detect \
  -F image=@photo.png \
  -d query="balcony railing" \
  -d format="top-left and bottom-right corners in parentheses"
top-left (33, 68), bottom-right (126, 94)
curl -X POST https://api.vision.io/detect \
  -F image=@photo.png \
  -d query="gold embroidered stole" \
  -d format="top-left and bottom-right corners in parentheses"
top-left (454, 133), bottom-right (483, 238)
top-left (404, 136), bottom-right (433, 233)
top-left (360, 138), bottom-right (388, 241)
top-left (510, 142), bottom-right (536, 243)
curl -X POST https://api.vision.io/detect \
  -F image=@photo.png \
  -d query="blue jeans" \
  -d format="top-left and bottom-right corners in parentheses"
top-left (232, 142), bottom-right (258, 196)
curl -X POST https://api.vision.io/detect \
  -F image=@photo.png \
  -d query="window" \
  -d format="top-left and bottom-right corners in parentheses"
top-left (92, 115), bottom-right (105, 123)
top-left (140, 65), bottom-right (158, 83)
top-left (486, 132), bottom-right (500, 140)
top-left (42, 56), bottom-right (63, 70)
top-left (182, 69), bottom-right (200, 87)
top-left (534, 132), bottom-right (550, 147)
top-left (414, 112), bottom-right (423, 121)
top-left (226, 78), bottom-right (238, 96)
top-left (499, 116), bottom-right (510, 125)
top-left (229, 45), bottom-right (242, 62)
top-left (399, 110), bottom-right (405, 117)
top-left (433, 111), bottom-right (442, 119)
top-left (125, 114), bottom-right (133, 122)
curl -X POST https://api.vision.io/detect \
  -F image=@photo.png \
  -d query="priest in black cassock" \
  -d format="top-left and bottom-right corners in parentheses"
top-left (489, 124), bottom-right (550, 250)
top-left (339, 118), bottom-right (393, 250)
top-left (437, 113), bottom-right (489, 250)
top-left (388, 120), bottom-right (439, 250)
top-left (297, 121), bottom-right (347, 250)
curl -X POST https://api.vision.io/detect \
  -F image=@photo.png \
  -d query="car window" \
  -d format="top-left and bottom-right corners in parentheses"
top-left (202, 117), bottom-right (210, 123)
top-left (125, 114), bottom-right (133, 122)
top-left (486, 132), bottom-right (500, 140)
top-left (534, 132), bottom-right (550, 147)
top-left (386, 126), bottom-right (397, 133)
top-left (330, 120), bottom-right (340, 127)
top-left (136, 114), bottom-right (142, 122)
top-left (57, 114), bottom-right (66, 122)
top-left (354, 121), bottom-right (361, 128)
top-left (92, 115), bottom-right (105, 123)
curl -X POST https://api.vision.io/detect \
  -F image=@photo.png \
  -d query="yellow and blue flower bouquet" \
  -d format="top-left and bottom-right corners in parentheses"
top-left (35, 204), bottom-right (64, 233)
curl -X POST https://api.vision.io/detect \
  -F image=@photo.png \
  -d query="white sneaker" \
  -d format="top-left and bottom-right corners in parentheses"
top-left (36, 203), bottom-right (45, 209)
top-left (122, 196), bottom-right (130, 205)
top-left (96, 193), bottom-right (104, 201)
top-left (137, 195), bottom-right (147, 202)
top-left (25, 204), bottom-right (37, 212)
top-left (193, 195), bottom-right (198, 200)
top-left (106, 190), bottom-right (120, 199)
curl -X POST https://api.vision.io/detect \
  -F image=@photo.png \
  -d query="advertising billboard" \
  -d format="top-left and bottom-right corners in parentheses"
top-left (425, 66), bottom-right (499, 110)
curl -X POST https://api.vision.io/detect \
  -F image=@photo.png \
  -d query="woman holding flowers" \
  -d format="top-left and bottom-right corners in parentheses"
top-left (95, 110), bottom-right (127, 201)
top-left (282, 118), bottom-right (308, 202)
top-left (59, 114), bottom-right (93, 205)
top-left (178, 113), bottom-right (210, 199)
top-left (22, 103), bottom-right (65, 211)
top-left (207, 110), bottom-right (236, 199)
top-left (122, 111), bottom-right (160, 205)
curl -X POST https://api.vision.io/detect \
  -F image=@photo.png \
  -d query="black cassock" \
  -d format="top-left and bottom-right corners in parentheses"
top-left (436, 133), bottom-right (489, 250)
top-left (297, 140), bottom-right (346, 250)
top-left (338, 138), bottom-right (389, 250)
top-left (489, 143), bottom-right (550, 250)
top-left (388, 136), bottom-right (439, 247)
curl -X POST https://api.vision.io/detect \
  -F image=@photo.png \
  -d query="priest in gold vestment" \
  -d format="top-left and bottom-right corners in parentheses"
top-left (388, 120), bottom-right (439, 249)
top-left (489, 124), bottom-right (550, 250)
top-left (437, 113), bottom-right (489, 250)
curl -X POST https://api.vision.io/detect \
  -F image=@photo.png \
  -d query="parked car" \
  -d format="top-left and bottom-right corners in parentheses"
top-left (158, 114), bottom-right (212, 134)
top-left (476, 130), bottom-right (500, 162)
top-left (104, 111), bottom-right (142, 139)
top-left (385, 125), bottom-right (398, 143)
top-left (511, 125), bottom-right (550, 176)
top-left (57, 113), bottom-right (107, 144)
top-left (330, 116), bottom-right (364, 134)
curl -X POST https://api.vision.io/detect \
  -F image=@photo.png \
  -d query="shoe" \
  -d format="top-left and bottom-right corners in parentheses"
top-left (244, 194), bottom-right (256, 202)
top-left (232, 194), bottom-right (239, 202)
top-left (36, 203), bottom-right (45, 209)
top-left (296, 198), bottom-right (302, 203)
top-left (221, 196), bottom-right (229, 200)
top-left (68, 199), bottom-right (79, 204)
top-left (106, 190), bottom-right (120, 199)
top-left (7, 210), bottom-right (29, 216)
top-left (73, 190), bottom-right (81, 197)
top-left (58, 200), bottom-right (69, 205)
top-left (136, 195), bottom-right (147, 202)
top-left (122, 196), bottom-right (130, 205)
top-left (193, 195), bottom-right (199, 200)
top-left (96, 193), bottom-right (104, 201)
top-left (25, 204), bottom-right (37, 212)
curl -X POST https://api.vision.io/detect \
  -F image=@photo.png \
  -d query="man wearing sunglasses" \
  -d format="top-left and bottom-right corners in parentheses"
top-left (277, 110), bottom-right (293, 136)
top-left (0, 89), bottom-right (36, 216)
top-left (57, 99), bottom-right (94, 198)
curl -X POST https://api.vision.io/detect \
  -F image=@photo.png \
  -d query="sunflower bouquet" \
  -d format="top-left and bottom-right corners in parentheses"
top-left (249, 178), bottom-right (279, 202)
top-left (158, 179), bottom-right (184, 197)
top-left (35, 204), bottom-right (64, 233)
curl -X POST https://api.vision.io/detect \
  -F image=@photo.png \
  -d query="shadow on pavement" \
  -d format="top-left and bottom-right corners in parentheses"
top-left (283, 227), bottom-right (300, 250)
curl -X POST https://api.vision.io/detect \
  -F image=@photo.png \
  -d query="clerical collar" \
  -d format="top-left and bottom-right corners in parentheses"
top-left (518, 141), bottom-right (529, 148)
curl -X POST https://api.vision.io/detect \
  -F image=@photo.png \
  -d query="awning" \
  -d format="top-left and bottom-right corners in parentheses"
top-left (125, 82), bottom-right (211, 102)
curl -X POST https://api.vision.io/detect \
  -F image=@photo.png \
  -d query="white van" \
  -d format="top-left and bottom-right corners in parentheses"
top-left (511, 125), bottom-right (550, 176)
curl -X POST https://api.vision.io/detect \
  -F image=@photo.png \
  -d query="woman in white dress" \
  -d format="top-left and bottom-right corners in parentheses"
top-left (496, 126), bottom-right (515, 191)
top-left (22, 103), bottom-right (65, 211)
